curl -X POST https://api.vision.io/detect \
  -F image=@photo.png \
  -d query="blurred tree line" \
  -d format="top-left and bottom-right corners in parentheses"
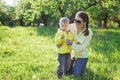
top-left (0, 0), bottom-right (120, 28)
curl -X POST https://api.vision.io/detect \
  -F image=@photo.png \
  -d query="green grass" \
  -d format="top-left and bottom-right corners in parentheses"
top-left (0, 26), bottom-right (120, 80)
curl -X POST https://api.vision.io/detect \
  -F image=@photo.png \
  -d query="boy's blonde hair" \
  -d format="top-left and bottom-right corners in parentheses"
top-left (59, 17), bottom-right (70, 30)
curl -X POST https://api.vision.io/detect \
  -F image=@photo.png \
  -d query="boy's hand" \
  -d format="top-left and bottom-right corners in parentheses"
top-left (66, 39), bottom-right (73, 46)
top-left (76, 42), bottom-right (80, 45)
top-left (66, 30), bottom-right (70, 34)
top-left (61, 34), bottom-right (64, 39)
top-left (56, 44), bottom-right (62, 48)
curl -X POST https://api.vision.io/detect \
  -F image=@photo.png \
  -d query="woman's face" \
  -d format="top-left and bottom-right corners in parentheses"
top-left (74, 15), bottom-right (86, 29)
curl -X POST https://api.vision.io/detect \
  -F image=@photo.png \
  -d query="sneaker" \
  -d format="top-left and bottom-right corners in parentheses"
top-left (58, 75), bottom-right (62, 79)
top-left (57, 71), bottom-right (63, 79)
top-left (64, 70), bottom-right (73, 76)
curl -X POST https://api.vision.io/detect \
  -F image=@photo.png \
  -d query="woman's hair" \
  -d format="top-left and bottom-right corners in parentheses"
top-left (76, 11), bottom-right (89, 36)
top-left (59, 17), bottom-right (70, 30)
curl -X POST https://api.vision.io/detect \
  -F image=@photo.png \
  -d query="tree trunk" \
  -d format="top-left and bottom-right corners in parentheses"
top-left (100, 21), bottom-right (102, 27)
top-left (55, 0), bottom-right (65, 17)
top-left (69, 12), bottom-right (76, 23)
top-left (58, 7), bottom-right (65, 17)
top-left (103, 12), bottom-right (108, 28)
top-left (19, 17), bottom-right (25, 26)
top-left (117, 20), bottom-right (120, 28)
top-left (41, 13), bottom-right (48, 26)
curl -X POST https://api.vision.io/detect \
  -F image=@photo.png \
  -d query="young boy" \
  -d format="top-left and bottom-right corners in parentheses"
top-left (55, 17), bottom-right (75, 79)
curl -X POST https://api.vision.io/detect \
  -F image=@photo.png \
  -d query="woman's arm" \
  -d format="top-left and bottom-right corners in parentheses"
top-left (71, 31), bottom-right (93, 51)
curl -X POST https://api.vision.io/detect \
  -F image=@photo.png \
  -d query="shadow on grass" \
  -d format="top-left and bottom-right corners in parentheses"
top-left (67, 68), bottom-right (108, 80)
top-left (89, 29), bottom-right (120, 79)
top-left (36, 26), bottom-right (57, 38)
top-left (91, 29), bottom-right (120, 59)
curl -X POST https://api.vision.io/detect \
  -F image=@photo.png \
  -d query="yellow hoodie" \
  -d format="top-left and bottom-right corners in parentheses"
top-left (55, 29), bottom-right (75, 54)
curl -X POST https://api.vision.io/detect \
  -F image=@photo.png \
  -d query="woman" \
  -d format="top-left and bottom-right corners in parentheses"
top-left (67, 11), bottom-right (93, 77)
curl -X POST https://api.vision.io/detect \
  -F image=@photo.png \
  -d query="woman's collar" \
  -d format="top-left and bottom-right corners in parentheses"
top-left (77, 26), bottom-right (86, 35)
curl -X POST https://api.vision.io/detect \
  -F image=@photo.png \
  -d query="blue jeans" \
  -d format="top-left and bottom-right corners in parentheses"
top-left (73, 58), bottom-right (88, 76)
top-left (57, 53), bottom-right (71, 77)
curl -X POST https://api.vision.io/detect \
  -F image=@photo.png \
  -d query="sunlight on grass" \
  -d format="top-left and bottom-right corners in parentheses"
top-left (0, 26), bottom-right (120, 80)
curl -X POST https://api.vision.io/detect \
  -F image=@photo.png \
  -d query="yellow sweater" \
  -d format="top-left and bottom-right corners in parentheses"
top-left (55, 29), bottom-right (75, 54)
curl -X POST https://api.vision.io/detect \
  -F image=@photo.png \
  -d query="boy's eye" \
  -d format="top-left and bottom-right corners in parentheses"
top-left (65, 25), bottom-right (67, 27)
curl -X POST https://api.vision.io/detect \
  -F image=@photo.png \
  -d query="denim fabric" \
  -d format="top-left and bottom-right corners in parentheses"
top-left (73, 58), bottom-right (88, 76)
top-left (57, 53), bottom-right (71, 77)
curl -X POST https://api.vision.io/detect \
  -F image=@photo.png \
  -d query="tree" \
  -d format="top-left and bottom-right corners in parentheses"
top-left (1, 0), bottom-right (120, 28)
top-left (0, 1), bottom-right (15, 26)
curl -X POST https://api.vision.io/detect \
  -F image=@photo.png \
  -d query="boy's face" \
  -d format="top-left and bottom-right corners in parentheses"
top-left (61, 22), bottom-right (69, 31)
top-left (64, 22), bottom-right (69, 27)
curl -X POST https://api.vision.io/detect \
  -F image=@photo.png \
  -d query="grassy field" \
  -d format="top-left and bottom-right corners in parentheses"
top-left (0, 26), bottom-right (120, 80)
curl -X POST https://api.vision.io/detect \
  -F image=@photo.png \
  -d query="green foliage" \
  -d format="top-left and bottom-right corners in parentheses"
top-left (108, 22), bottom-right (119, 28)
top-left (0, 26), bottom-right (120, 80)
top-left (1, 0), bottom-right (120, 27)
top-left (0, 1), bottom-right (15, 25)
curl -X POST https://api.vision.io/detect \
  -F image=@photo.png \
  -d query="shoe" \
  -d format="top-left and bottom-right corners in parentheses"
top-left (57, 71), bottom-right (63, 79)
top-left (64, 70), bottom-right (73, 76)
top-left (58, 75), bottom-right (62, 79)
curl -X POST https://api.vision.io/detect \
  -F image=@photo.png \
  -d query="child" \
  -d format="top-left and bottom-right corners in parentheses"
top-left (55, 17), bottom-right (75, 79)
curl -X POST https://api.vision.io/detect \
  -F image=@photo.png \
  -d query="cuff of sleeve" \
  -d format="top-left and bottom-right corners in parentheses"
top-left (71, 42), bottom-right (77, 51)
top-left (71, 42), bottom-right (82, 51)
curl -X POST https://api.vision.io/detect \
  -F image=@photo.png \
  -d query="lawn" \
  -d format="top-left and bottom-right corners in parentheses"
top-left (0, 26), bottom-right (120, 80)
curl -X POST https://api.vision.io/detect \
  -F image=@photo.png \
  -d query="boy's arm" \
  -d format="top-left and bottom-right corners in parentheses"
top-left (55, 32), bottom-right (64, 47)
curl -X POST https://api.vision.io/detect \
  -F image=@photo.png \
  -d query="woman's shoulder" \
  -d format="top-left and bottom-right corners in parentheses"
top-left (88, 28), bottom-right (93, 36)
top-left (88, 28), bottom-right (92, 32)
top-left (69, 23), bottom-right (76, 29)
top-left (69, 23), bottom-right (77, 34)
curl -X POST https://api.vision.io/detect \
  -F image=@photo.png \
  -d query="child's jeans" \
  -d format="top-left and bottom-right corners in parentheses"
top-left (57, 53), bottom-right (71, 78)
